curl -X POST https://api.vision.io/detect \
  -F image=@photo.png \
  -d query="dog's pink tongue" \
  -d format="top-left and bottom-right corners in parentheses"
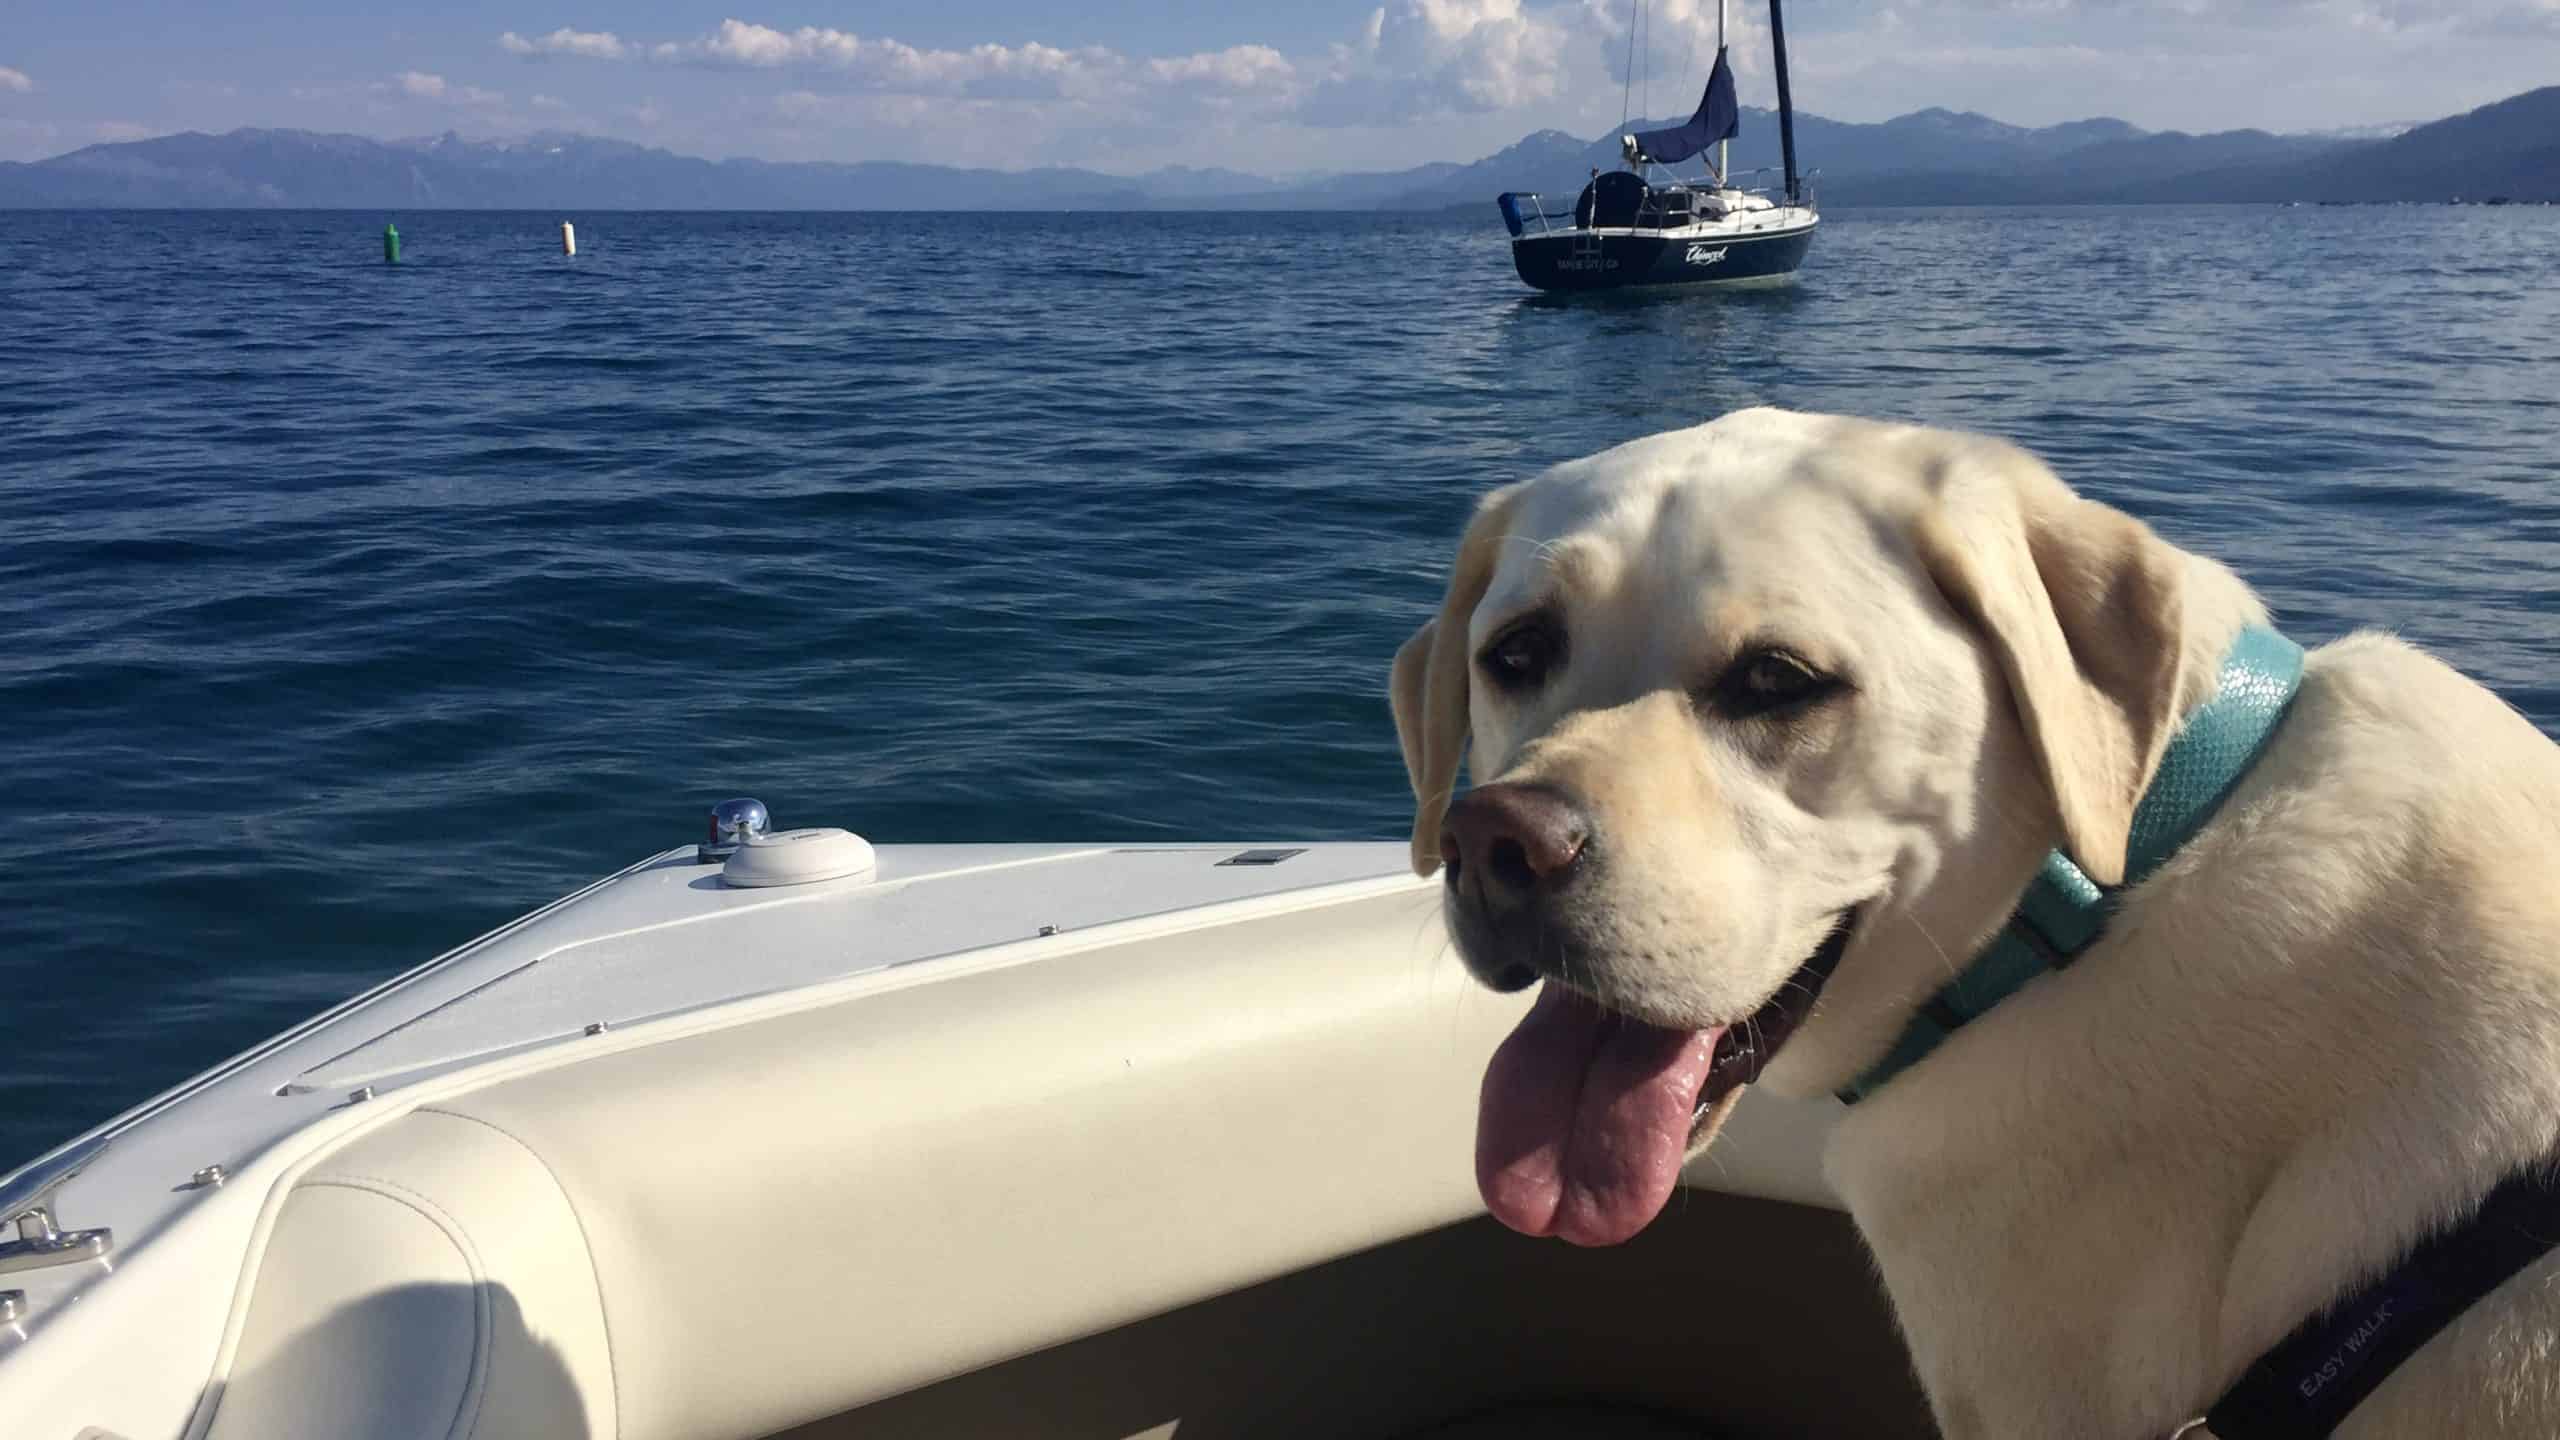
top-left (1476, 982), bottom-right (1722, 1247)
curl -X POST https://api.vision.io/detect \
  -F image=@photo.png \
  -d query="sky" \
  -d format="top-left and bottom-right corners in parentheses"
top-left (4, 1), bottom-right (2558, 171)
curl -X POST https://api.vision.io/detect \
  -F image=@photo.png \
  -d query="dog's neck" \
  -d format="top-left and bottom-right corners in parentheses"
top-left (1837, 625), bottom-right (2308, 1104)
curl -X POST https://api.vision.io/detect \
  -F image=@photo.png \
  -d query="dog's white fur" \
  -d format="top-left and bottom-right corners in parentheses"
top-left (1391, 406), bottom-right (2560, 1438)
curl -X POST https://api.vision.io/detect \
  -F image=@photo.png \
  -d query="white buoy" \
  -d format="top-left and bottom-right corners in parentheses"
top-left (561, 222), bottom-right (576, 257)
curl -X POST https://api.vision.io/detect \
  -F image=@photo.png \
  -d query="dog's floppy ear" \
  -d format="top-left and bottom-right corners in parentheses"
top-left (1912, 437), bottom-right (2186, 886)
top-left (1390, 485), bottom-right (1521, 877)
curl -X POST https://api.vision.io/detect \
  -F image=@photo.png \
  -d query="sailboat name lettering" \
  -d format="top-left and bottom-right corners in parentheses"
top-left (1685, 245), bottom-right (1729, 265)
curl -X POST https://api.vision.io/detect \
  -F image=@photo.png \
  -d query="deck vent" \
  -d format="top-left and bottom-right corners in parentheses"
top-left (1216, 848), bottom-right (1306, 867)
top-left (725, 827), bottom-right (877, 888)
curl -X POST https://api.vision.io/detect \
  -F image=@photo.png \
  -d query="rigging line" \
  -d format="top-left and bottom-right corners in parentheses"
top-left (1683, 10), bottom-right (1696, 102)
top-left (1639, 0), bottom-right (1649, 127)
top-left (1682, 20), bottom-right (1700, 184)
top-left (1619, 0), bottom-right (1636, 131)
top-left (1681, 6), bottom-right (1696, 177)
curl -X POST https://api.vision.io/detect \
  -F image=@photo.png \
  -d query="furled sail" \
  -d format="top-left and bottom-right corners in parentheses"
top-left (1630, 46), bottom-right (1738, 166)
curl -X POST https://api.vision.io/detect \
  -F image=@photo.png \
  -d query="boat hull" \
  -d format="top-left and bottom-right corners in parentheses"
top-left (0, 831), bottom-right (1865, 1439)
top-left (1510, 220), bottom-right (1816, 292)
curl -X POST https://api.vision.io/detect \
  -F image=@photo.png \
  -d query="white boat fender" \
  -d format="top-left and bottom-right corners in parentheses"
top-left (723, 826), bottom-right (876, 888)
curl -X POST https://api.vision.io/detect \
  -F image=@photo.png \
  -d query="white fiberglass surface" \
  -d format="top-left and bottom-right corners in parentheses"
top-left (298, 842), bottom-right (1415, 1089)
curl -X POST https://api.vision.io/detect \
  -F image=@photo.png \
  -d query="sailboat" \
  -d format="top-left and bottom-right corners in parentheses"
top-left (1497, 0), bottom-right (1819, 292)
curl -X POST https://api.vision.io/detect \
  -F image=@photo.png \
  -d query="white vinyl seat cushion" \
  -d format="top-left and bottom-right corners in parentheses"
top-left (196, 885), bottom-right (1836, 1440)
top-left (203, 1110), bottom-right (616, 1440)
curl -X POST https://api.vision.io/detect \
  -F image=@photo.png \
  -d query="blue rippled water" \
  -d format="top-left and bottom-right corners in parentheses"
top-left (3, 205), bottom-right (2556, 1167)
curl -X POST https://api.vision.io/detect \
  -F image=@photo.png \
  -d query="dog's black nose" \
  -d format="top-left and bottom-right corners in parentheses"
top-left (1441, 783), bottom-right (1590, 912)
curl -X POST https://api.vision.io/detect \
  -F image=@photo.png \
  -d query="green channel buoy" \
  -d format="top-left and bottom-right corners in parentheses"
top-left (383, 223), bottom-right (400, 265)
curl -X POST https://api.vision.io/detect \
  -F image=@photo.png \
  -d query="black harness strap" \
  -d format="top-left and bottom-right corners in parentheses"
top-left (2207, 1161), bottom-right (2560, 1438)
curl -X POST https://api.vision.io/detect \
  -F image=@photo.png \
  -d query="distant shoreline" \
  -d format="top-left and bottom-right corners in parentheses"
top-left (5, 199), bottom-right (2556, 215)
top-left (6, 85), bottom-right (2553, 211)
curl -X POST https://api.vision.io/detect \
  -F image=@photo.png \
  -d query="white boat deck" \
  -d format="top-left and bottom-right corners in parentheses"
top-left (0, 835), bottom-right (1426, 1354)
top-left (291, 841), bottom-right (1409, 1092)
top-left (1, 819), bottom-right (1845, 1440)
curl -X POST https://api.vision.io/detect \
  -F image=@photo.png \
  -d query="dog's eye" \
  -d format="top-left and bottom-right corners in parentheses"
top-left (1706, 648), bottom-right (1838, 718)
top-left (1478, 615), bottom-right (1563, 692)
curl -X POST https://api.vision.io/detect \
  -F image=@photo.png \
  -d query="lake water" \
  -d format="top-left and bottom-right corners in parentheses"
top-left (3, 204), bottom-right (2556, 1169)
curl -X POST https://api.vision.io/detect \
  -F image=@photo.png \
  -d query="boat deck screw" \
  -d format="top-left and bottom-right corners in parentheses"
top-left (584, 1021), bottom-right (609, 1036)
top-left (190, 1165), bottom-right (227, 1189)
top-left (1038, 924), bottom-right (1059, 937)
top-left (348, 1086), bottom-right (374, 1104)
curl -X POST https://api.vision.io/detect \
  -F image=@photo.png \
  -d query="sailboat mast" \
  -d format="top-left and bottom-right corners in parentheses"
top-left (1715, 0), bottom-right (1729, 186)
top-left (1769, 0), bottom-right (1800, 205)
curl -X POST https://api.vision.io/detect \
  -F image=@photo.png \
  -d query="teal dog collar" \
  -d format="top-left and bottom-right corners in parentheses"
top-left (1839, 625), bottom-right (2306, 1103)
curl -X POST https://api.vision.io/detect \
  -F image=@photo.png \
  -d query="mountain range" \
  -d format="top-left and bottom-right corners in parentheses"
top-left (4, 85), bottom-right (2553, 210)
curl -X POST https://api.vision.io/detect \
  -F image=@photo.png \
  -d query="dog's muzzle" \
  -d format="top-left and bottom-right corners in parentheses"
top-left (1438, 781), bottom-right (1591, 991)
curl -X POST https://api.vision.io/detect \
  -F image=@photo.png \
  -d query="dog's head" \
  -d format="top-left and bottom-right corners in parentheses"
top-left (1392, 406), bottom-right (2242, 1245)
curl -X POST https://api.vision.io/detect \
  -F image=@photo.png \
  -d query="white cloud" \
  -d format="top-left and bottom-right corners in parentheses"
top-left (696, 19), bottom-right (812, 66)
top-left (2331, 0), bottom-right (2560, 31)
top-left (1301, 0), bottom-right (1583, 125)
top-left (1147, 45), bottom-right (1295, 94)
top-left (1567, 0), bottom-right (1780, 122)
top-left (687, 20), bottom-right (1136, 103)
top-left (476, 1), bottom-right (2560, 164)
top-left (494, 16), bottom-right (1320, 113)
top-left (471, 3), bottom-right (1771, 155)
top-left (0, 64), bottom-right (34, 94)
top-left (500, 27), bottom-right (632, 60)
top-left (531, 93), bottom-right (570, 111)
top-left (389, 71), bottom-right (506, 107)
top-left (487, 6), bottom-right (1608, 123)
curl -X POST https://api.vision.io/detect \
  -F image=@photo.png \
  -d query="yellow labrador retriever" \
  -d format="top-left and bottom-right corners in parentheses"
top-left (1390, 406), bottom-right (2560, 1438)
